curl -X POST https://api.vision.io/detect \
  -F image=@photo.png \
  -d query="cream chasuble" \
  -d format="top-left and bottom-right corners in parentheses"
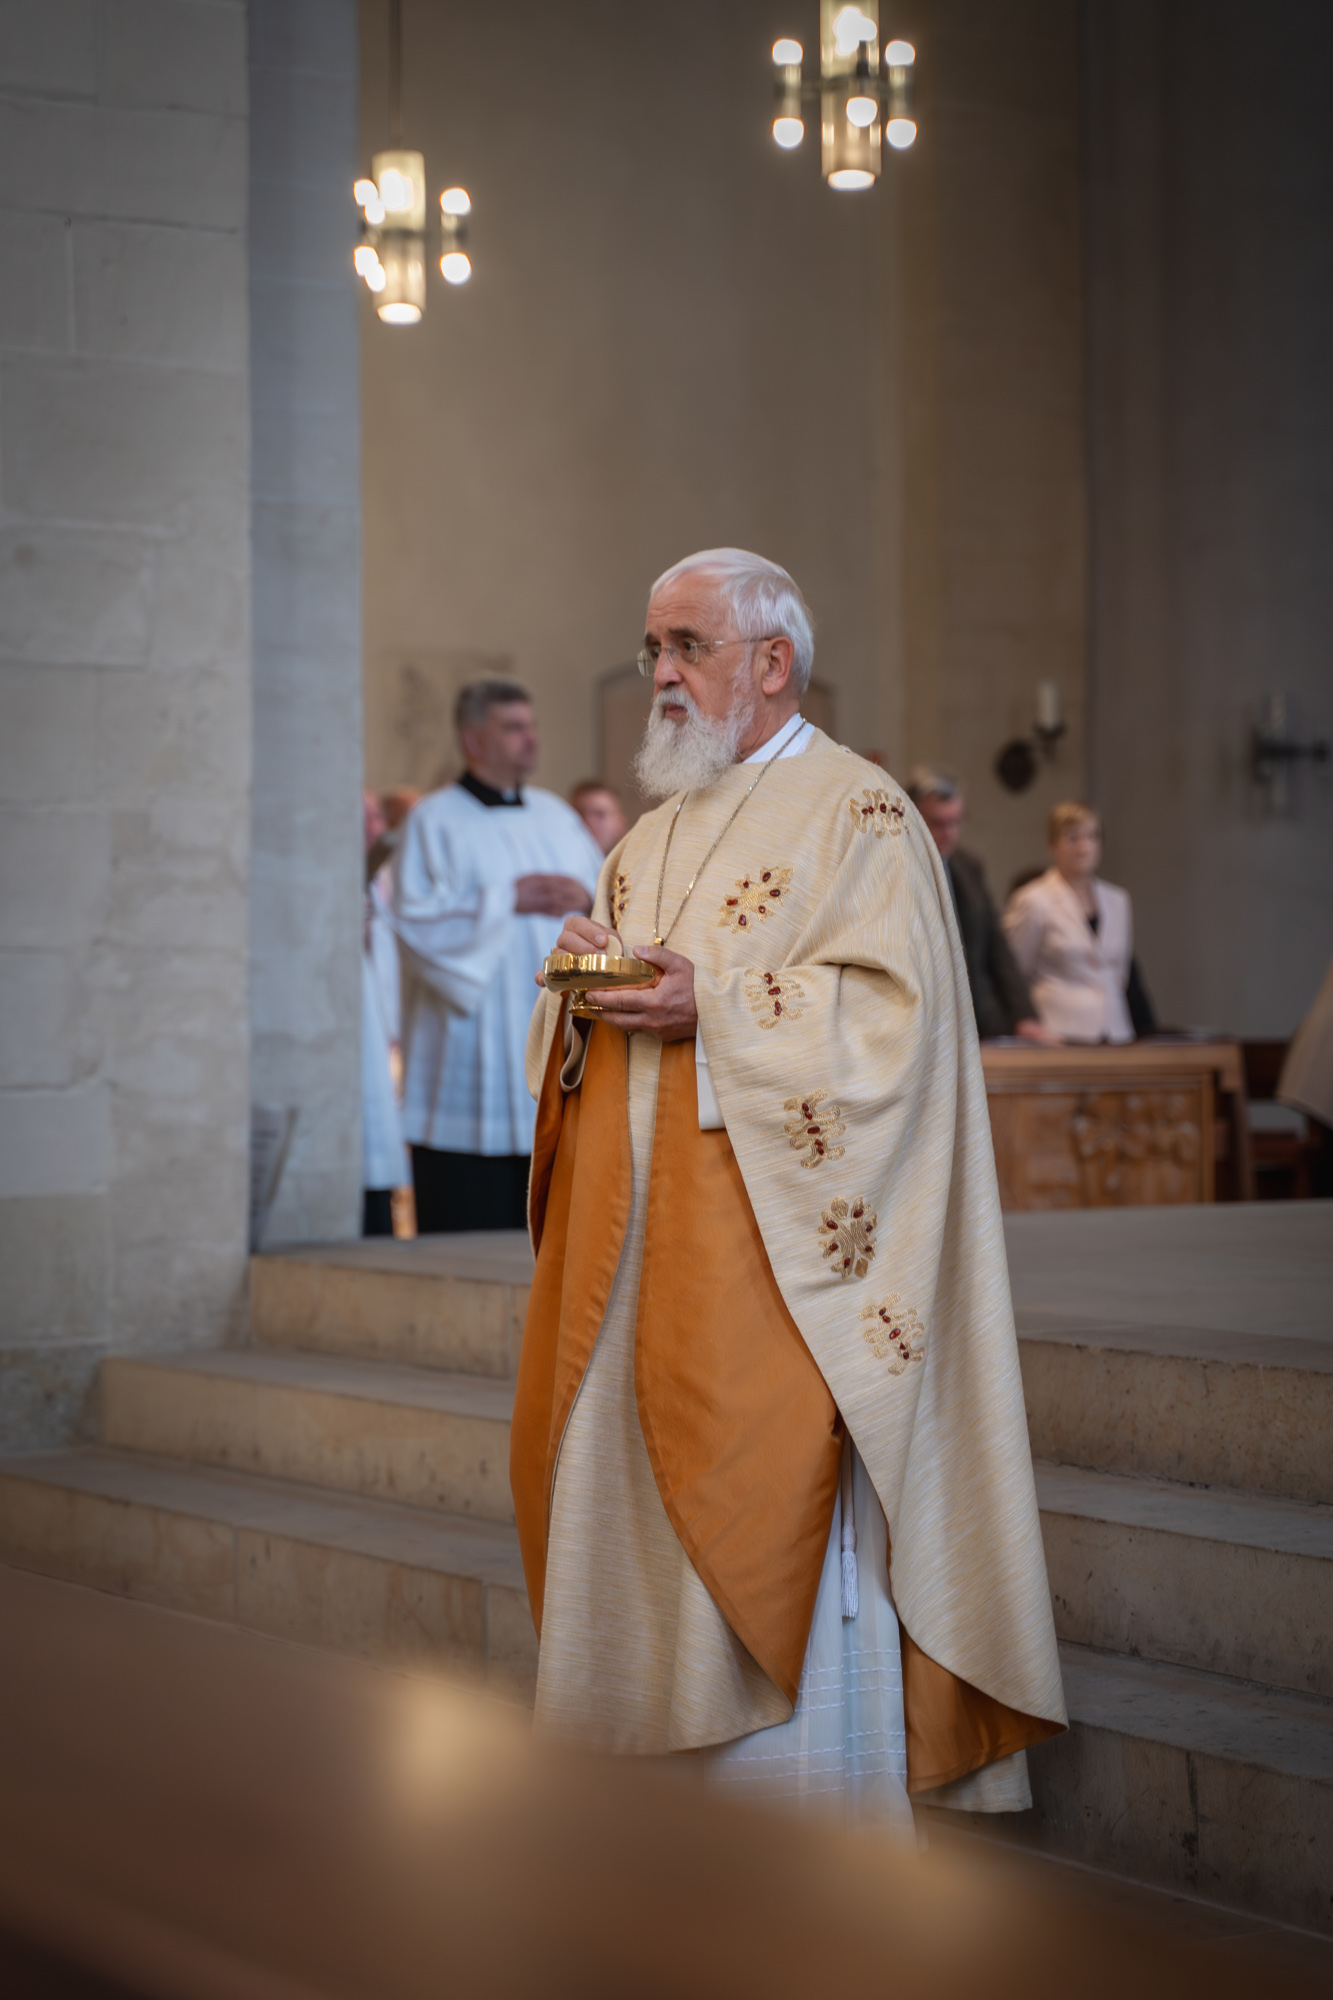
top-left (514, 729), bottom-right (1066, 1808)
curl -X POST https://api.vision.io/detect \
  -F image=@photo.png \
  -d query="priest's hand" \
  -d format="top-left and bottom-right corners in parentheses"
top-left (596, 942), bottom-right (697, 1043)
top-left (515, 874), bottom-right (594, 918)
top-left (536, 917), bottom-right (698, 1044)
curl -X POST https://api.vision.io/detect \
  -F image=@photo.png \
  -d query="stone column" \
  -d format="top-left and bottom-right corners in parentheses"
top-left (0, 0), bottom-right (252, 1443)
top-left (248, 0), bottom-right (363, 1241)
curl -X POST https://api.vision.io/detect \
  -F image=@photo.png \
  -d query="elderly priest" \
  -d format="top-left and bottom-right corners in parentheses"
top-left (513, 550), bottom-right (1065, 1827)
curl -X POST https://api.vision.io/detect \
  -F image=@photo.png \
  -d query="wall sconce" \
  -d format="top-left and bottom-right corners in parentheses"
top-left (995, 683), bottom-right (1067, 793)
top-left (353, 2), bottom-right (472, 325)
top-left (768, 4), bottom-right (917, 189)
top-left (1251, 693), bottom-right (1329, 818)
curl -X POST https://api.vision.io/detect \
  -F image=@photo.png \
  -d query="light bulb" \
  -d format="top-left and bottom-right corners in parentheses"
top-left (773, 116), bottom-right (804, 149)
top-left (440, 187), bottom-right (471, 217)
top-left (379, 167), bottom-right (414, 213)
top-left (366, 263), bottom-right (387, 293)
top-left (828, 167), bottom-right (875, 190)
top-left (364, 194), bottom-right (386, 225)
top-left (353, 178), bottom-right (378, 207)
top-left (772, 37), bottom-right (802, 65)
top-left (886, 117), bottom-right (916, 149)
top-left (353, 244), bottom-right (379, 277)
top-left (846, 94), bottom-right (878, 127)
top-left (440, 251), bottom-right (472, 285)
top-left (378, 302), bottom-right (421, 324)
top-left (833, 6), bottom-right (876, 57)
top-left (885, 39), bottom-right (916, 65)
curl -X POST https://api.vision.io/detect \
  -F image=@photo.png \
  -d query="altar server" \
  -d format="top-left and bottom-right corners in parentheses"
top-left (513, 550), bottom-right (1065, 1827)
top-left (395, 680), bottom-right (602, 1232)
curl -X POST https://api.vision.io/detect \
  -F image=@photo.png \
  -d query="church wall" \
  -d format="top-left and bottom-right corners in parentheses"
top-left (896, 0), bottom-right (1088, 905)
top-left (0, 0), bottom-right (252, 1446)
top-left (358, 0), bottom-right (902, 801)
top-left (247, 0), bottom-right (363, 1243)
top-left (1084, 0), bottom-right (1333, 1037)
top-left (358, 0), bottom-right (1088, 926)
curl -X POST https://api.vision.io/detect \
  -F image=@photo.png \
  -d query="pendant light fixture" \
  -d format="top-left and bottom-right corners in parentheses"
top-left (769, 4), bottom-right (916, 189)
top-left (352, 0), bottom-right (472, 325)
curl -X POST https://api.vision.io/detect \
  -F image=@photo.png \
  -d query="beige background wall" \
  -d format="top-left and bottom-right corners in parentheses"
top-left (1084, 0), bottom-right (1333, 1036)
top-left (359, 0), bottom-right (1089, 904)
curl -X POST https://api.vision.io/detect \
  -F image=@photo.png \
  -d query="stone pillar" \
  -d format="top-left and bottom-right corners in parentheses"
top-left (248, 0), bottom-right (363, 1241)
top-left (0, 0), bottom-right (252, 1444)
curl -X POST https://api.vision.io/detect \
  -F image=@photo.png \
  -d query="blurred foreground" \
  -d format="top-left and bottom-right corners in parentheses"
top-left (0, 1565), bottom-right (1326, 1999)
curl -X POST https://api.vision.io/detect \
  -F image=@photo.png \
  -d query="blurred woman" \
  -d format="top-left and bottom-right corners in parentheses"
top-left (1002, 803), bottom-right (1141, 1044)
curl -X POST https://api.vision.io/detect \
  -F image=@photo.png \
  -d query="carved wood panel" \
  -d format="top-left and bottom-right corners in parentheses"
top-left (988, 1079), bottom-right (1213, 1211)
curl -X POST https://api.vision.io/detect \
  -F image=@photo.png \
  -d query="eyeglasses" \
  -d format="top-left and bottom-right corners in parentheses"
top-left (636, 634), bottom-right (780, 678)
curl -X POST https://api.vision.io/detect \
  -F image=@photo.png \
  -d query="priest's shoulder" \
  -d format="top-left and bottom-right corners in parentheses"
top-left (801, 732), bottom-right (916, 830)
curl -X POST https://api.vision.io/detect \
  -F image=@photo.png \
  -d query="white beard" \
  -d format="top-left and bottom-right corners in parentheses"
top-left (633, 683), bottom-right (754, 801)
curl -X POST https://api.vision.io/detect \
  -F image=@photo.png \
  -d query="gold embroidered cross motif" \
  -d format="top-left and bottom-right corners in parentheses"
top-left (849, 788), bottom-right (907, 837)
top-left (860, 1295), bottom-right (925, 1373)
top-left (745, 969), bottom-right (805, 1029)
top-left (611, 870), bottom-right (631, 929)
top-left (719, 866), bottom-right (793, 933)
top-left (819, 1195), bottom-right (877, 1280)
top-left (783, 1090), bottom-right (846, 1169)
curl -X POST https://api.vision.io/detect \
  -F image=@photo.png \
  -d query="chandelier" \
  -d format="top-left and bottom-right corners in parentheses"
top-left (771, 3), bottom-right (916, 190)
top-left (352, 0), bottom-right (471, 326)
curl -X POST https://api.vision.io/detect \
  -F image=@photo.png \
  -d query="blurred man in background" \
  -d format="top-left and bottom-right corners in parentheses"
top-left (394, 680), bottom-right (603, 1231)
top-left (906, 766), bottom-right (1055, 1045)
top-left (570, 778), bottom-right (630, 856)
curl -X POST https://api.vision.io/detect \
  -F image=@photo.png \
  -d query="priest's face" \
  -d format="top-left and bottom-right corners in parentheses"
top-left (634, 574), bottom-right (766, 800)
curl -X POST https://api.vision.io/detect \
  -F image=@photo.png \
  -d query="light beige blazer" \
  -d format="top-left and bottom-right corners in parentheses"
top-left (1002, 867), bottom-right (1133, 1044)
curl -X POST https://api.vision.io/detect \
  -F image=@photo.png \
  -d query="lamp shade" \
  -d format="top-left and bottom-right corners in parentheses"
top-left (376, 235), bottom-right (426, 324)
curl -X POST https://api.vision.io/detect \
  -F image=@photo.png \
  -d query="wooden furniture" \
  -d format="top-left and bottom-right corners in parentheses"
top-left (982, 1041), bottom-right (1251, 1211)
top-left (1241, 1039), bottom-right (1325, 1200)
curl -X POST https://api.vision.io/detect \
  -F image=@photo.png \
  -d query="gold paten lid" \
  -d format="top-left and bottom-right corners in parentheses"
top-left (542, 951), bottom-right (657, 993)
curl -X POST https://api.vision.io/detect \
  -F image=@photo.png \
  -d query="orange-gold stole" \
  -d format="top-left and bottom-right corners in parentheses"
top-left (634, 1039), bottom-right (841, 1707)
top-left (900, 1632), bottom-right (1065, 1793)
top-left (511, 1013), bottom-right (632, 1632)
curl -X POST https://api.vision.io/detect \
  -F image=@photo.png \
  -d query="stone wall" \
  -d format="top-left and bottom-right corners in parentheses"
top-left (1084, 0), bottom-right (1333, 1035)
top-left (247, 0), bottom-right (362, 1242)
top-left (0, 0), bottom-right (253, 1445)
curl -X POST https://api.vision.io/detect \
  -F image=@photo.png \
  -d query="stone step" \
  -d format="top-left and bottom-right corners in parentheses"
top-left (0, 1447), bottom-right (536, 1698)
top-left (251, 1233), bottom-right (534, 1378)
top-left (1007, 1203), bottom-right (1333, 1507)
top-left (101, 1349), bottom-right (516, 1524)
top-left (1018, 1325), bottom-right (1332, 1505)
top-left (1035, 1462), bottom-right (1333, 1698)
top-left (999, 1643), bottom-right (1333, 1936)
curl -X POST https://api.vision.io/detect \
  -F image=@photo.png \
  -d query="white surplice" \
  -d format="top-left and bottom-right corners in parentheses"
top-left (396, 784), bottom-right (603, 1156)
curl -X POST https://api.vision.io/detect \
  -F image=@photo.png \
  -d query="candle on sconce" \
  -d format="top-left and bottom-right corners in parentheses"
top-left (1036, 681), bottom-right (1061, 733)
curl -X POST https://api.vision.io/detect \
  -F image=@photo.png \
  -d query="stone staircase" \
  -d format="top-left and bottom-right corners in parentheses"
top-left (1001, 1210), bottom-right (1333, 1937)
top-left (1, 1208), bottom-right (1330, 1932)
top-left (0, 1236), bottom-right (539, 1698)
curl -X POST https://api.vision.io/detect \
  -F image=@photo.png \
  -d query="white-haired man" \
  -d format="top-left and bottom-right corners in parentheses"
top-left (511, 550), bottom-right (1064, 1827)
top-left (394, 678), bottom-right (602, 1232)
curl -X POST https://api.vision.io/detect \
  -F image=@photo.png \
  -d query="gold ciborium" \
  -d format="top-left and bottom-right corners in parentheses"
top-left (542, 950), bottom-right (657, 1020)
